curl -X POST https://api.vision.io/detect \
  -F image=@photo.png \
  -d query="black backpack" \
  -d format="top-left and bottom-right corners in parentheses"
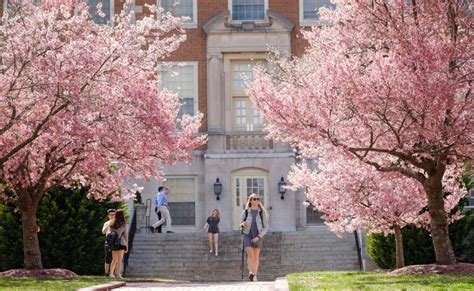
top-left (106, 230), bottom-right (122, 250)
top-left (243, 209), bottom-right (264, 228)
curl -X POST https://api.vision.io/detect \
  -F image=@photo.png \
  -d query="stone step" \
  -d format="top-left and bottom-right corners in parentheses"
top-left (125, 231), bottom-right (360, 281)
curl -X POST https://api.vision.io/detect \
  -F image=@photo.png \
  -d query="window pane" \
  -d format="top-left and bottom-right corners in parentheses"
top-left (167, 202), bottom-right (195, 225)
top-left (161, 0), bottom-right (194, 22)
top-left (232, 0), bottom-right (265, 20)
top-left (162, 65), bottom-right (196, 117)
top-left (235, 100), bottom-right (247, 125)
top-left (163, 177), bottom-right (195, 226)
top-left (303, 0), bottom-right (335, 20)
top-left (232, 63), bottom-right (255, 90)
top-left (306, 206), bottom-right (325, 224)
top-left (236, 178), bottom-right (240, 207)
top-left (88, 0), bottom-right (111, 24)
top-left (252, 108), bottom-right (264, 125)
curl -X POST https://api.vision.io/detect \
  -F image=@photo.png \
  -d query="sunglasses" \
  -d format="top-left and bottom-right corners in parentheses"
top-left (251, 198), bottom-right (260, 201)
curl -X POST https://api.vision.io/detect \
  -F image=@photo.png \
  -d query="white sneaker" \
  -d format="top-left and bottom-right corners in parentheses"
top-left (215, 252), bottom-right (218, 257)
top-left (254, 275), bottom-right (258, 282)
top-left (209, 249), bottom-right (213, 253)
top-left (109, 274), bottom-right (115, 278)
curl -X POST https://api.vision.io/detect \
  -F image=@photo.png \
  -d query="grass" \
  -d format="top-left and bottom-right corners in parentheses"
top-left (287, 271), bottom-right (474, 290)
top-left (0, 276), bottom-right (175, 290)
top-left (0, 276), bottom-right (112, 291)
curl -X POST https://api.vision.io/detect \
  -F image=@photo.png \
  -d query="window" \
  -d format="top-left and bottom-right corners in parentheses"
top-left (300, 0), bottom-right (335, 25)
top-left (306, 205), bottom-right (325, 224)
top-left (230, 0), bottom-right (266, 21)
top-left (231, 61), bottom-right (264, 131)
top-left (87, 0), bottom-right (113, 24)
top-left (161, 63), bottom-right (198, 118)
top-left (163, 177), bottom-right (196, 225)
top-left (159, 0), bottom-right (197, 28)
top-left (232, 63), bottom-right (255, 90)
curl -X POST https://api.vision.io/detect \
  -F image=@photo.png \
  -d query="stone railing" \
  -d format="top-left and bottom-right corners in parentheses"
top-left (225, 132), bottom-right (274, 152)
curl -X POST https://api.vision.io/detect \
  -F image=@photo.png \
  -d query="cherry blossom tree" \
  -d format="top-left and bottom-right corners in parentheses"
top-left (249, 0), bottom-right (473, 264)
top-left (290, 154), bottom-right (465, 268)
top-left (0, 0), bottom-right (205, 269)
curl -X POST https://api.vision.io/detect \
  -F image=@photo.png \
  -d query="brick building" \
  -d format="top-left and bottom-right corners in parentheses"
top-left (119, 0), bottom-right (339, 233)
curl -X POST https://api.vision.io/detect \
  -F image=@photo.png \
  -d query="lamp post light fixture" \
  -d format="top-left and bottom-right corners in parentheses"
top-left (278, 176), bottom-right (287, 200)
top-left (214, 177), bottom-right (222, 200)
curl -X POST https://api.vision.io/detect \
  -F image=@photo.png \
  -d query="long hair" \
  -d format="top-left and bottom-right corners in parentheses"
top-left (245, 193), bottom-right (268, 218)
top-left (211, 209), bottom-right (221, 220)
top-left (112, 209), bottom-right (126, 229)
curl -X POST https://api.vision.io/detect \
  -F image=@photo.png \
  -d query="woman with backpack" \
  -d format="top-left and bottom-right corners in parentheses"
top-left (107, 209), bottom-right (128, 279)
top-left (240, 193), bottom-right (269, 282)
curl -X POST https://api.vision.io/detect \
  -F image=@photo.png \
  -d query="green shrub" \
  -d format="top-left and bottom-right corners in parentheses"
top-left (367, 210), bottom-right (474, 269)
top-left (0, 187), bottom-right (126, 275)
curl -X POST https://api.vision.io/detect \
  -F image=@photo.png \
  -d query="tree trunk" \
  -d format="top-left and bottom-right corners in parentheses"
top-left (394, 225), bottom-right (405, 269)
top-left (425, 177), bottom-right (456, 265)
top-left (21, 206), bottom-right (43, 269)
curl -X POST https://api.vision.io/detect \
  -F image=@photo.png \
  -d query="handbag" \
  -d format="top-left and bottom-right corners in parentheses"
top-left (106, 230), bottom-right (123, 251)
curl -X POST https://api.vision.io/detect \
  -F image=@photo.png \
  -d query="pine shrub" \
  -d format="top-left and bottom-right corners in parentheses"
top-left (0, 187), bottom-right (126, 274)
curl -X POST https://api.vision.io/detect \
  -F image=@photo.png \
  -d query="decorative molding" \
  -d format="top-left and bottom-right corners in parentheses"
top-left (207, 53), bottom-right (224, 60)
top-left (203, 10), bottom-right (230, 33)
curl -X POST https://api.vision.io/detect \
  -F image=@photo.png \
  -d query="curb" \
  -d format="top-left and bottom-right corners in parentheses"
top-left (78, 281), bottom-right (126, 291)
top-left (274, 277), bottom-right (289, 291)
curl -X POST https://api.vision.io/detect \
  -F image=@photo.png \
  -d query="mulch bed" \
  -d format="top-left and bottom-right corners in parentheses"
top-left (0, 268), bottom-right (78, 278)
top-left (390, 263), bottom-right (474, 275)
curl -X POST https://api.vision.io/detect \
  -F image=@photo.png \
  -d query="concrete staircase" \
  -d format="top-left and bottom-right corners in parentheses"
top-left (125, 230), bottom-right (360, 281)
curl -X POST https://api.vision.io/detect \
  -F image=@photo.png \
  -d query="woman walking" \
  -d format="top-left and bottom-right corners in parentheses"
top-left (240, 193), bottom-right (269, 282)
top-left (108, 209), bottom-right (128, 279)
top-left (203, 209), bottom-right (221, 256)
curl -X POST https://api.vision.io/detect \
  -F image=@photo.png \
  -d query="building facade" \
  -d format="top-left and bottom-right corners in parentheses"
top-left (122, 0), bottom-right (337, 233)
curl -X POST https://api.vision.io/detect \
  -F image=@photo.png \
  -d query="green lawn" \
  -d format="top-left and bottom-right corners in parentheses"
top-left (0, 276), bottom-right (174, 290)
top-left (287, 272), bottom-right (474, 290)
top-left (0, 276), bottom-right (112, 291)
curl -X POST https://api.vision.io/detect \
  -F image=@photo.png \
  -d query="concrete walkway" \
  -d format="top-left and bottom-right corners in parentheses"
top-left (115, 278), bottom-right (289, 291)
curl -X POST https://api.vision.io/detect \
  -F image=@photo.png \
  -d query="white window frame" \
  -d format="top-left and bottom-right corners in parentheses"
top-left (159, 61), bottom-right (199, 117)
top-left (228, 0), bottom-right (269, 23)
top-left (299, 0), bottom-right (334, 27)
top-left (157, 0), bottom-right (197, 29)
top-left (163, 175), bottom-right (198, 227)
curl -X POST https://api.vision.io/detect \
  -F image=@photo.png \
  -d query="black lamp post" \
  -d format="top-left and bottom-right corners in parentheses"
top-left (214, 177), bottom-right (222, 200)
top-left (278, 176), bottom-right (287, 200)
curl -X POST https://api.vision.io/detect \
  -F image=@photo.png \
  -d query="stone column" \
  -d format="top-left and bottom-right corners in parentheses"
top-left (207, 53), bottom-right (225, 152)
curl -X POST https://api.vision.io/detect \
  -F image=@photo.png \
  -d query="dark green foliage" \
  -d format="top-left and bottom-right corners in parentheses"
top-left (368, 210), bottom-right (474, 269)
top-left (367, 233), bottom-right (395, 269)
top-left (0, 187), bottom-right (126, 275)
top-left (368, 173), bottom-right (474, 269)
top-left (367, 226), bottom-right (436, 269)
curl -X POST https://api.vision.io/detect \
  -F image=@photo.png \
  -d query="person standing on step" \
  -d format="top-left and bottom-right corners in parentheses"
top-left (108, 209), bottom-right (128, 279)
top-left (203, 209), bottom-right (221, 256)
top-left (102, 209), bottom-right (116, 276)
top-left (149, 186), bottom-right (164, 233)
top-left (240, 193), bottom-right (269, 282)
top-left (150, 187), bottom-right (174, 233)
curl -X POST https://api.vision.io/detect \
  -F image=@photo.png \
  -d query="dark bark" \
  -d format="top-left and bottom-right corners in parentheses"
top-left (424, 176), bottom-right (457, 265)
top-left (21, 205), bottom-right (43, 269)
top-left (394, 225), bottom-right (405, 268)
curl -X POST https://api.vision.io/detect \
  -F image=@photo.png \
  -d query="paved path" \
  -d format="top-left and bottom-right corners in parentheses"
top-left (117, 281), bottom-right (277, 291)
